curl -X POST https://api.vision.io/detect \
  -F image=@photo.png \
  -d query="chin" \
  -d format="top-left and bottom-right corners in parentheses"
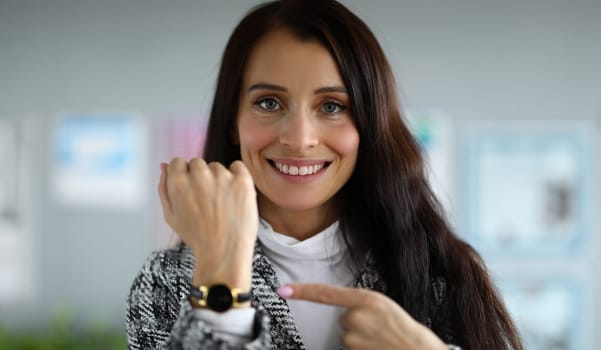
top-left (266, 193), bottom-right (330, 212)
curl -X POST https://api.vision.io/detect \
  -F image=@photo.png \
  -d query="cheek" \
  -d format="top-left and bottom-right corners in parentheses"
top-left (330, 124), bottom-right (360, 158)
top-left (237, 119), bottom-right (274, 155)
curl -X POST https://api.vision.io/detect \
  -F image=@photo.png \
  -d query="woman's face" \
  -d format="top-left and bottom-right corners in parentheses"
top-left (236, 28), bottom-right (359, 216)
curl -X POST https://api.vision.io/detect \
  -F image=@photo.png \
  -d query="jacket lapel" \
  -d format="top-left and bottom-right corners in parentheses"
top-left (353, 256), bottom-right (385, 292)
top-left (250, 244), bottom-right (392, 350)
top-left (251, 243), bottom-right (306, 349)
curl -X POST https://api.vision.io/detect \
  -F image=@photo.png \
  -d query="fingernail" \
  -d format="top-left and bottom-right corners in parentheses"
top-left (276, 286), bottom-right (293, 298)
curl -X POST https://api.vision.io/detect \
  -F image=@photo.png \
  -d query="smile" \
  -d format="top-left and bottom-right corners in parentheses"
top-left (268, 159), bottom-right (331, 176)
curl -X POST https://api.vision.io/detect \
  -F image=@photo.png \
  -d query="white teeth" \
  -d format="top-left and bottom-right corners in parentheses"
top-left (273, 161), bottom-right (326, 176)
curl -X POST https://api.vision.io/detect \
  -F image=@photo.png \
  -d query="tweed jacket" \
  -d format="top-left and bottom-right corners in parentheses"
top-left (126, 241), bottom-right (458, 349)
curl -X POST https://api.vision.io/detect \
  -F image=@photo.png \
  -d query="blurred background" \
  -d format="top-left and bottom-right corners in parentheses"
top-left (0, 0), bottom-right (599, 348)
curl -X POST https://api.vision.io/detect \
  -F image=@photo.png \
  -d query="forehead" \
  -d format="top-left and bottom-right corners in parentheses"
top-left (242, 28), bottom-right (344, 88)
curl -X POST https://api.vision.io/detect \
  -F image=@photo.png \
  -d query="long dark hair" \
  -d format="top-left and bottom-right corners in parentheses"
top-left (203, 1), bottom-right (522, 349)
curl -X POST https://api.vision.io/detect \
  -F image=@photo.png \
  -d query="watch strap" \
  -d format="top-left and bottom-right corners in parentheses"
top-left (189, 285), bottom-right (209, 307)
top-left (230, 287), bottom-right (252, 307)
top-left (189, 283), bottom-right (251, 311)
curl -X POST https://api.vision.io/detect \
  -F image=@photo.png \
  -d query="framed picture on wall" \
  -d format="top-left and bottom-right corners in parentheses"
top-left (406, 108), bottom-right (455, 217)
top-left (496, 273), bottom-right (590, 350)
top-left (460, 120), bottom-right (593, 257)
top-left (51, 113), bottom-right (149, 210)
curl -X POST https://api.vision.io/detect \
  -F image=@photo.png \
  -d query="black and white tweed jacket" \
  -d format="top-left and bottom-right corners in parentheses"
top-left (126, 242), bottom-right (459, 349)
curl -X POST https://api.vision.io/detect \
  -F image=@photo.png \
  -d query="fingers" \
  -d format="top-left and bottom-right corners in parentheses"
top-left (165, 158), bottom-right (247, 176)
top-left (158, 162), bottom-right (172, 215)
top-left (277, 283), bottom-right (369, 308)
top-left (188, 157), bottom-right (208, 171)
top-left (161, 158), bottom-right (250, 195)
top-left (341, 333), bottom-right (370, 349)
top-left (167, 157), bottom-right (187, 172)
top-left (160, 158), bottom-right (254, 209)
top-left (230, 161), bottom-right (255, 189)
top-left (278, 283), bottom-right (428, 349)
top-left (208, 160), bottom-right (227, 172)
top-left (338, 308), bottom-right (368, 334)
top-left (189, 159), bottom-right (234, 189)
top-left (229, 160), bottom-right (249, 176)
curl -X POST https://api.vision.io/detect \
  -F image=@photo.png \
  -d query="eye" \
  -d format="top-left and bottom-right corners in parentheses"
top-left (255, 97), bottom-right (281, 111)
top-left (321, 101), bottom-right (346, 114)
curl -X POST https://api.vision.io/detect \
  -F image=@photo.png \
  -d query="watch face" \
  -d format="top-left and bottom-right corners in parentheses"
top-left (207, 284), bottom-right (233, 312)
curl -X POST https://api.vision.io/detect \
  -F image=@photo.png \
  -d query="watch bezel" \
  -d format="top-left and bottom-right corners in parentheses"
top-left (206, 284), bottom-right (234, 312)
top-left (189, 283), bottom-right (252, 312)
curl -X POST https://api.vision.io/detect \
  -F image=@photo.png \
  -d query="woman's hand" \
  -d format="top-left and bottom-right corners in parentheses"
top-left (277, 284), bottom-right (448, 350)
top-left (159, 158), bottom-right (258, 291)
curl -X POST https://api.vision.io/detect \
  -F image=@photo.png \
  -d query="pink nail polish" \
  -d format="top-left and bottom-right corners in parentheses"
top-left (276, 286), bottom-right (293, 298)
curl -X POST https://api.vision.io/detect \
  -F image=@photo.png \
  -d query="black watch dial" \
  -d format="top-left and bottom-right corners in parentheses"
top-left (207, 284), bottom-right (234, 312)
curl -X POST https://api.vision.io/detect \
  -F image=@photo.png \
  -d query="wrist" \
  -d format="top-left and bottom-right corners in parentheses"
top-left (192, 262), bottom-right (252, 292)
top-left (192, 277), bottom-right (252, 293)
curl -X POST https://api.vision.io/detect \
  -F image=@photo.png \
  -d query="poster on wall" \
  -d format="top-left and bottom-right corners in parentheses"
top-left (498, 275), bottom-right (588, 350)
top-left (155, 115), bottom-right (207, 162)
top-left (153, 114), bottom-right (207, 247)
top-left (461, 120), bottom-right (592, 257)
top-left (406, 109), bottom-right (455, 216)
top-left (52, 113), bottom-right (148, 210)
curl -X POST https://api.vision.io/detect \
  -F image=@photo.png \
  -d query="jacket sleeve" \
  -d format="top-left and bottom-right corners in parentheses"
top-left (126, 250), bottom-right (272, 349)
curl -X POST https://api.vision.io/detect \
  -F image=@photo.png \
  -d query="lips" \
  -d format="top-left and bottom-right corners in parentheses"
top-left (267, 159), bottom-right (331, 176)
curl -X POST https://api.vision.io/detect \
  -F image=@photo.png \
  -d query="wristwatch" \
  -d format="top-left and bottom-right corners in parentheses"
top-left (189, 283), bottom-right (252, 312)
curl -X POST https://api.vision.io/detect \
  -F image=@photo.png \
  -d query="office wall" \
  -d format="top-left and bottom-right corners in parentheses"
top-left (0, 0), bottom-right (600, 346)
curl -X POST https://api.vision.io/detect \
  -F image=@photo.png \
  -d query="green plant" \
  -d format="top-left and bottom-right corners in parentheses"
top-left (0, 312), bottom-right (126, 350)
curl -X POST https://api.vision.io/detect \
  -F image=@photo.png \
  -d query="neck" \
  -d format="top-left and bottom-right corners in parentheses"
top-left (258, 195), bottom-right (337, 241)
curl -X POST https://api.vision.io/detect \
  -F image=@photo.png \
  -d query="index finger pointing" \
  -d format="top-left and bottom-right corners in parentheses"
top-left (277, 283), bottom-right (370, 308)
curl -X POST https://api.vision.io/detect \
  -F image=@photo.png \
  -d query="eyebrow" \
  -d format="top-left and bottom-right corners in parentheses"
top-left (314, 86), bottom-right (347, 94)
top-left (248, 83), bottom-right (347, 94)
top-left (248, 83), bottom-right (287, 92)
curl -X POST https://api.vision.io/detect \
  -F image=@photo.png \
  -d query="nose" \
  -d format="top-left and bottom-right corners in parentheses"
top-left (279, 108), bottom-right (319, 150)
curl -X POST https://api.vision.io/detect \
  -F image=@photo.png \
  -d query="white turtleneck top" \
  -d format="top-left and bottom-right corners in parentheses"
top-left (194, 219), bottom-right (355, 350)
top-left (258, 219), bottom-right (355, 349)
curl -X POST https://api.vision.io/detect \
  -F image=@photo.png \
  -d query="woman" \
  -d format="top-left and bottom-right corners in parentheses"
top-left (126, 0), bottom-right (523, 349)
